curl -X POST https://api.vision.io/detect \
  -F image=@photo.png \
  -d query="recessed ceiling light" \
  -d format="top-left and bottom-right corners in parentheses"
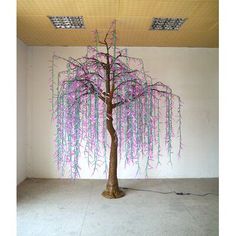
top-left (150, 18), bottom-right (187, 31)
top-left (48, 16), bottom-right (85, 29)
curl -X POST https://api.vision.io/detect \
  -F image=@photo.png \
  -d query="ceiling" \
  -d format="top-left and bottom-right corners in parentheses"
top-left (17, 0), bottom-right (218, 47)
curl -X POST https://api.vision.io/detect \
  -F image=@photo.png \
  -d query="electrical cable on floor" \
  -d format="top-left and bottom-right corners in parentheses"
top-left (121, 187), bottom-right (218, 197)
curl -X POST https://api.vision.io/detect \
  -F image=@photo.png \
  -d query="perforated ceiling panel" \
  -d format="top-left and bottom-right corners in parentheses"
top-left (17, 0), bottom-right (218, 47)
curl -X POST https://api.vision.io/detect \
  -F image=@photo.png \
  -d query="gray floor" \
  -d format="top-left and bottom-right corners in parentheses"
top-left (17, 178), bottom-right (218, 236)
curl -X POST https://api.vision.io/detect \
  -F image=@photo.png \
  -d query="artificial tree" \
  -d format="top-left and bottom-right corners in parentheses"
top-left (50, 22), bottom-right (182, 199)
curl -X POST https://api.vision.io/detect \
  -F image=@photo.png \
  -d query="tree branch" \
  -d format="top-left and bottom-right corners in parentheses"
top-left (112, 85), bottom-right (176, 108)
top-left (114, 79), bottom-right (142, 91)
top-left (62, 78), bottom-right (106, 103)
top-left (82, 57), bottom-right (107, 69)
top-left (112, 90), bottom-right (146, 108)
top-left (113, 70), bottom-right (138, 79)
top-left (67, 91), bottom-right (94, 110)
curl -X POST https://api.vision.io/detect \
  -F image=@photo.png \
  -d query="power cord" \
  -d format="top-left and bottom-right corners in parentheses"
top-left (121, 187), bottom-right (218, 197)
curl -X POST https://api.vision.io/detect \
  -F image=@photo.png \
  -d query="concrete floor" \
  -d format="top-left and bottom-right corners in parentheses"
top-left (17, 178), bottom-right (218, 236)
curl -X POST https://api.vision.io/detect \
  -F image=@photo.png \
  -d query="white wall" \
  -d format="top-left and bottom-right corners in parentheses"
top-left (17, 39), bottom-right (28, 184)
top-left (26, 46), bottom-right (218, 179)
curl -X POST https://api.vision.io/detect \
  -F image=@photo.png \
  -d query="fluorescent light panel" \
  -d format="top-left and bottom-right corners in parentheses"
top-left (48, 16), bottom-right (85, 29)
top-left (150, 18), bottom-right (186, 30)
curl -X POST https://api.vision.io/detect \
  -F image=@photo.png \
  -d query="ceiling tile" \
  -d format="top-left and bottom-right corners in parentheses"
top-left (17, 0), bottom-right (219, 47)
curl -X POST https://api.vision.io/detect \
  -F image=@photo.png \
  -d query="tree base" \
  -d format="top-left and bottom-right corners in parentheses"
top-left (101, 187), bottom-right (125, 199)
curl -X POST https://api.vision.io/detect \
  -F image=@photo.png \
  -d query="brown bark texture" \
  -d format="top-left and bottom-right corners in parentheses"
top-left (101, 41), bottom-right (125, 199)
top-left (101, 102), bottom-right (125, 199)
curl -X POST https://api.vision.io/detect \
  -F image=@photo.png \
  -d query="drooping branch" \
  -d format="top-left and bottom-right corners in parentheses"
top-left (113, 69), bottom-right (139, 79)
top-left (82, 57), bottom-right (107, 69)
top-left (112, 89), bottom-right (147, 108)
top-left (62, 78), bottom-right (106, 103)
top-left (114, 79), bottom-right (142, 91)
top-left (112, 83), bottom-right (178, 108)
top-left (68, 91), bottom-right (94, 110)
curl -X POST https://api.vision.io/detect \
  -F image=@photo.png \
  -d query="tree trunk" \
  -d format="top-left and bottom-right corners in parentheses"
top-left (102, 103), bottom-right (125, 199)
